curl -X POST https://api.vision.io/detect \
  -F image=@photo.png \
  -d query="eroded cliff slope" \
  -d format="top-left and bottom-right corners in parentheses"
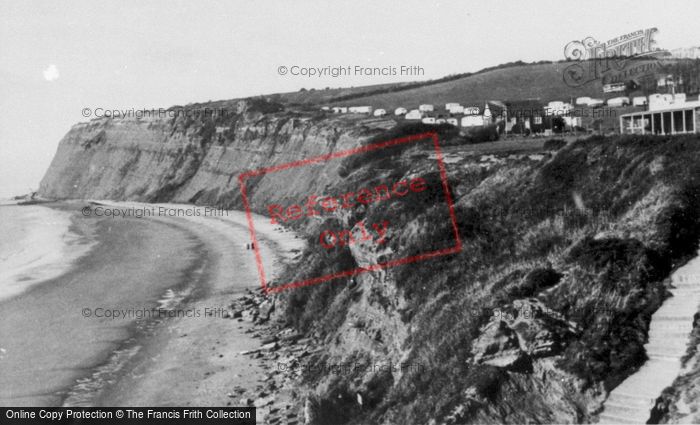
top-left (40, 101), bottom-right (385, 209)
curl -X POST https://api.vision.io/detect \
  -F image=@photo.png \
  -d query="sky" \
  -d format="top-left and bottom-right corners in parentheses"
top-left (1, 0), bottom-right (699, 198)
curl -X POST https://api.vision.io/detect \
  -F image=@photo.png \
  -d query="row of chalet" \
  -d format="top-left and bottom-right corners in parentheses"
top-left (321, 100), bottom-right (584, 133)
top-left (404, 100), bottom-right (584, 132)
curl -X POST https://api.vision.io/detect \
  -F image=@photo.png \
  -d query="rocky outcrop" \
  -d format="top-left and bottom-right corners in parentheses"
top-left (471, 320), bottom-right (528, 369)
top-left (471, 299), bottom-right (578, 370)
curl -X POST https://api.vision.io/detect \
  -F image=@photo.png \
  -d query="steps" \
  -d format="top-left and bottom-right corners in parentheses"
top-left (598, 254), bottom-right (700, 424)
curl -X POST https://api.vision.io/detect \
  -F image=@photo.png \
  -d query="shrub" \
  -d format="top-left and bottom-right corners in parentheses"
top-left (543, 138), bottom-right (566, 150)
top-left (506, 267), bottom-right (561, 298)
top-left (464, 124), bottom-right (500, 144)
top-left (246, 96), bottom-right (284, 114)
top-left (337, 122), bottom-right (456, 178)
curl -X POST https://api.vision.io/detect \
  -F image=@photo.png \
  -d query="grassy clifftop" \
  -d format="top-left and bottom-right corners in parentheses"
top-left (277, 131), bottom-right (700, 424)
top-left (272, 58), bottom-right (699, 111)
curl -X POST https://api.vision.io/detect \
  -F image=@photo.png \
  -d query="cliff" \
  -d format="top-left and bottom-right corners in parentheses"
top-left (39, 101), bottom-right (386, 210)
top-left (39, 102), bottom-right (700, 424)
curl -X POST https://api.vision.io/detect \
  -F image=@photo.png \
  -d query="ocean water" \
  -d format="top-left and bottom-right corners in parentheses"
top-left (0, 204), bottom-right (206, 406)
top-left (0, 204), bottom-right (95, 301)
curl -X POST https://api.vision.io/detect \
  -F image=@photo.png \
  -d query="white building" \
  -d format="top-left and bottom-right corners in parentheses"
top-left (436, 118), bottom-right (446, 124)
top-left (405, 109), bottom-right (422, 120)
top-left (321, 106), bottom-right (330, 111)
top-left (422, 117), bottom-right (436, 124)
top-left (419, 104), bottom-right (434, 112)
top-left (394, 107), bottom-right (408, 116)
top-left (563, 116), bottom-right (582, 128)
top-left (463, 106), bottom-right (480, 116)
top-left (620, 96), bottom-right (700, 135)
top-left (446, 118), bottom-right (459, 126)
top-left (373, 109), bottom-right (387, 117)
top-left (461, 115), bottom-right (485, 127)
top-left (607, 97), bottom-right (630, 107)
top-left (546, 101), bottom-right (573, 115)
top-left (460, 102), bottom-right (505, 128)
top-left (576, 97), bottom-right (592, 106)
top-left (447, 105), bottom-right (464, 114)
top-left (332, 106), bottom-right (348, 113)
top-left (632, 96), bottom-right (648, 107)
top-left (547, 100), bottom-right (565, 110)
top-left (649, 93), bottom-right (689, 111)
top-left (588, 99), bottom-right (605, 108)
top-left (349, 106), bottom-right (372, 114)
top-left (483, 103), bottom-right (492, 121)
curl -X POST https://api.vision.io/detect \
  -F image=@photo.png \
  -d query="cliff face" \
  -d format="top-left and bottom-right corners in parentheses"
top-left (39, 105), bottom-right (380, 210)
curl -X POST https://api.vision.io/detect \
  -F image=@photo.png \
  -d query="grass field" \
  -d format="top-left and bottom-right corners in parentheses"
top-left (327, 59), bottom-right (674, 110)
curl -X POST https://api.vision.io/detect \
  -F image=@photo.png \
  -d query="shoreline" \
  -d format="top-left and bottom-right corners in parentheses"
top-left (0, 202), bottom-right (206, 406)
top-left (81, 201), bottom-right (305, 418)
top-left (0, 203), bottom-right (96, 303)
top-left (0, 200), bottom-right (306, 416)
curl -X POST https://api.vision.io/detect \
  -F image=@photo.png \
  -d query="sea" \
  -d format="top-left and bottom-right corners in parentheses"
top-left (0, 200), bottom-right (206, 406)
top-left (0, 202), bottom-right (95, 302)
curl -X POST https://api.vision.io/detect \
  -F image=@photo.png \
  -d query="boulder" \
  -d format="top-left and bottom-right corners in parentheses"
top-left (259, 300), bottom-right (275, 321)
top-left (506, 299), bottom-right (575, 358)
top-left (261, 335), bottom-right (278, 345)
top-left (254, 395), bottom-right (275, 407)
top-left (471, 320), bottom-right (527, 369)
top-left (261, 342), bottom-right (279, 352)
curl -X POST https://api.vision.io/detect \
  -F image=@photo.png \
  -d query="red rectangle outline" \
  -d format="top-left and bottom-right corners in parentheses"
top-left (237, 131), bottom-right (463, 294)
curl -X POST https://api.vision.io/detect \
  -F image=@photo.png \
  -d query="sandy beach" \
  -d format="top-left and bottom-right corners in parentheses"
top-left (91, 202), bottom-right (303, 409)
top-left (0, 200), bottom-right (303, 413)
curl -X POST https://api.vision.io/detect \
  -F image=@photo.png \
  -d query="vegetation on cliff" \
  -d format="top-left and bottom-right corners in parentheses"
top-left (277, 132), bottom-right (700, 424)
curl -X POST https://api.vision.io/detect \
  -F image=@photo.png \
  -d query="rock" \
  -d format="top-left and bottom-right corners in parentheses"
top-left (471, 320), bottom-right (527, 369)
top-left (505, 299), bottom-right (574, 358)
top-left (254, 395), bottom-right (275, 407)
top-left (261, 342), bottom-right (279, 352)
top-left (261, 335), bottom-right (278, 345)
top-left (280, 333), bottom-right (302, 344)
top-left (259, 300), bottom-right (275, 321)
top-left (231, 310), bottom-right (243, 318)
top-left (304, 397), bottom-right (316, 425)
